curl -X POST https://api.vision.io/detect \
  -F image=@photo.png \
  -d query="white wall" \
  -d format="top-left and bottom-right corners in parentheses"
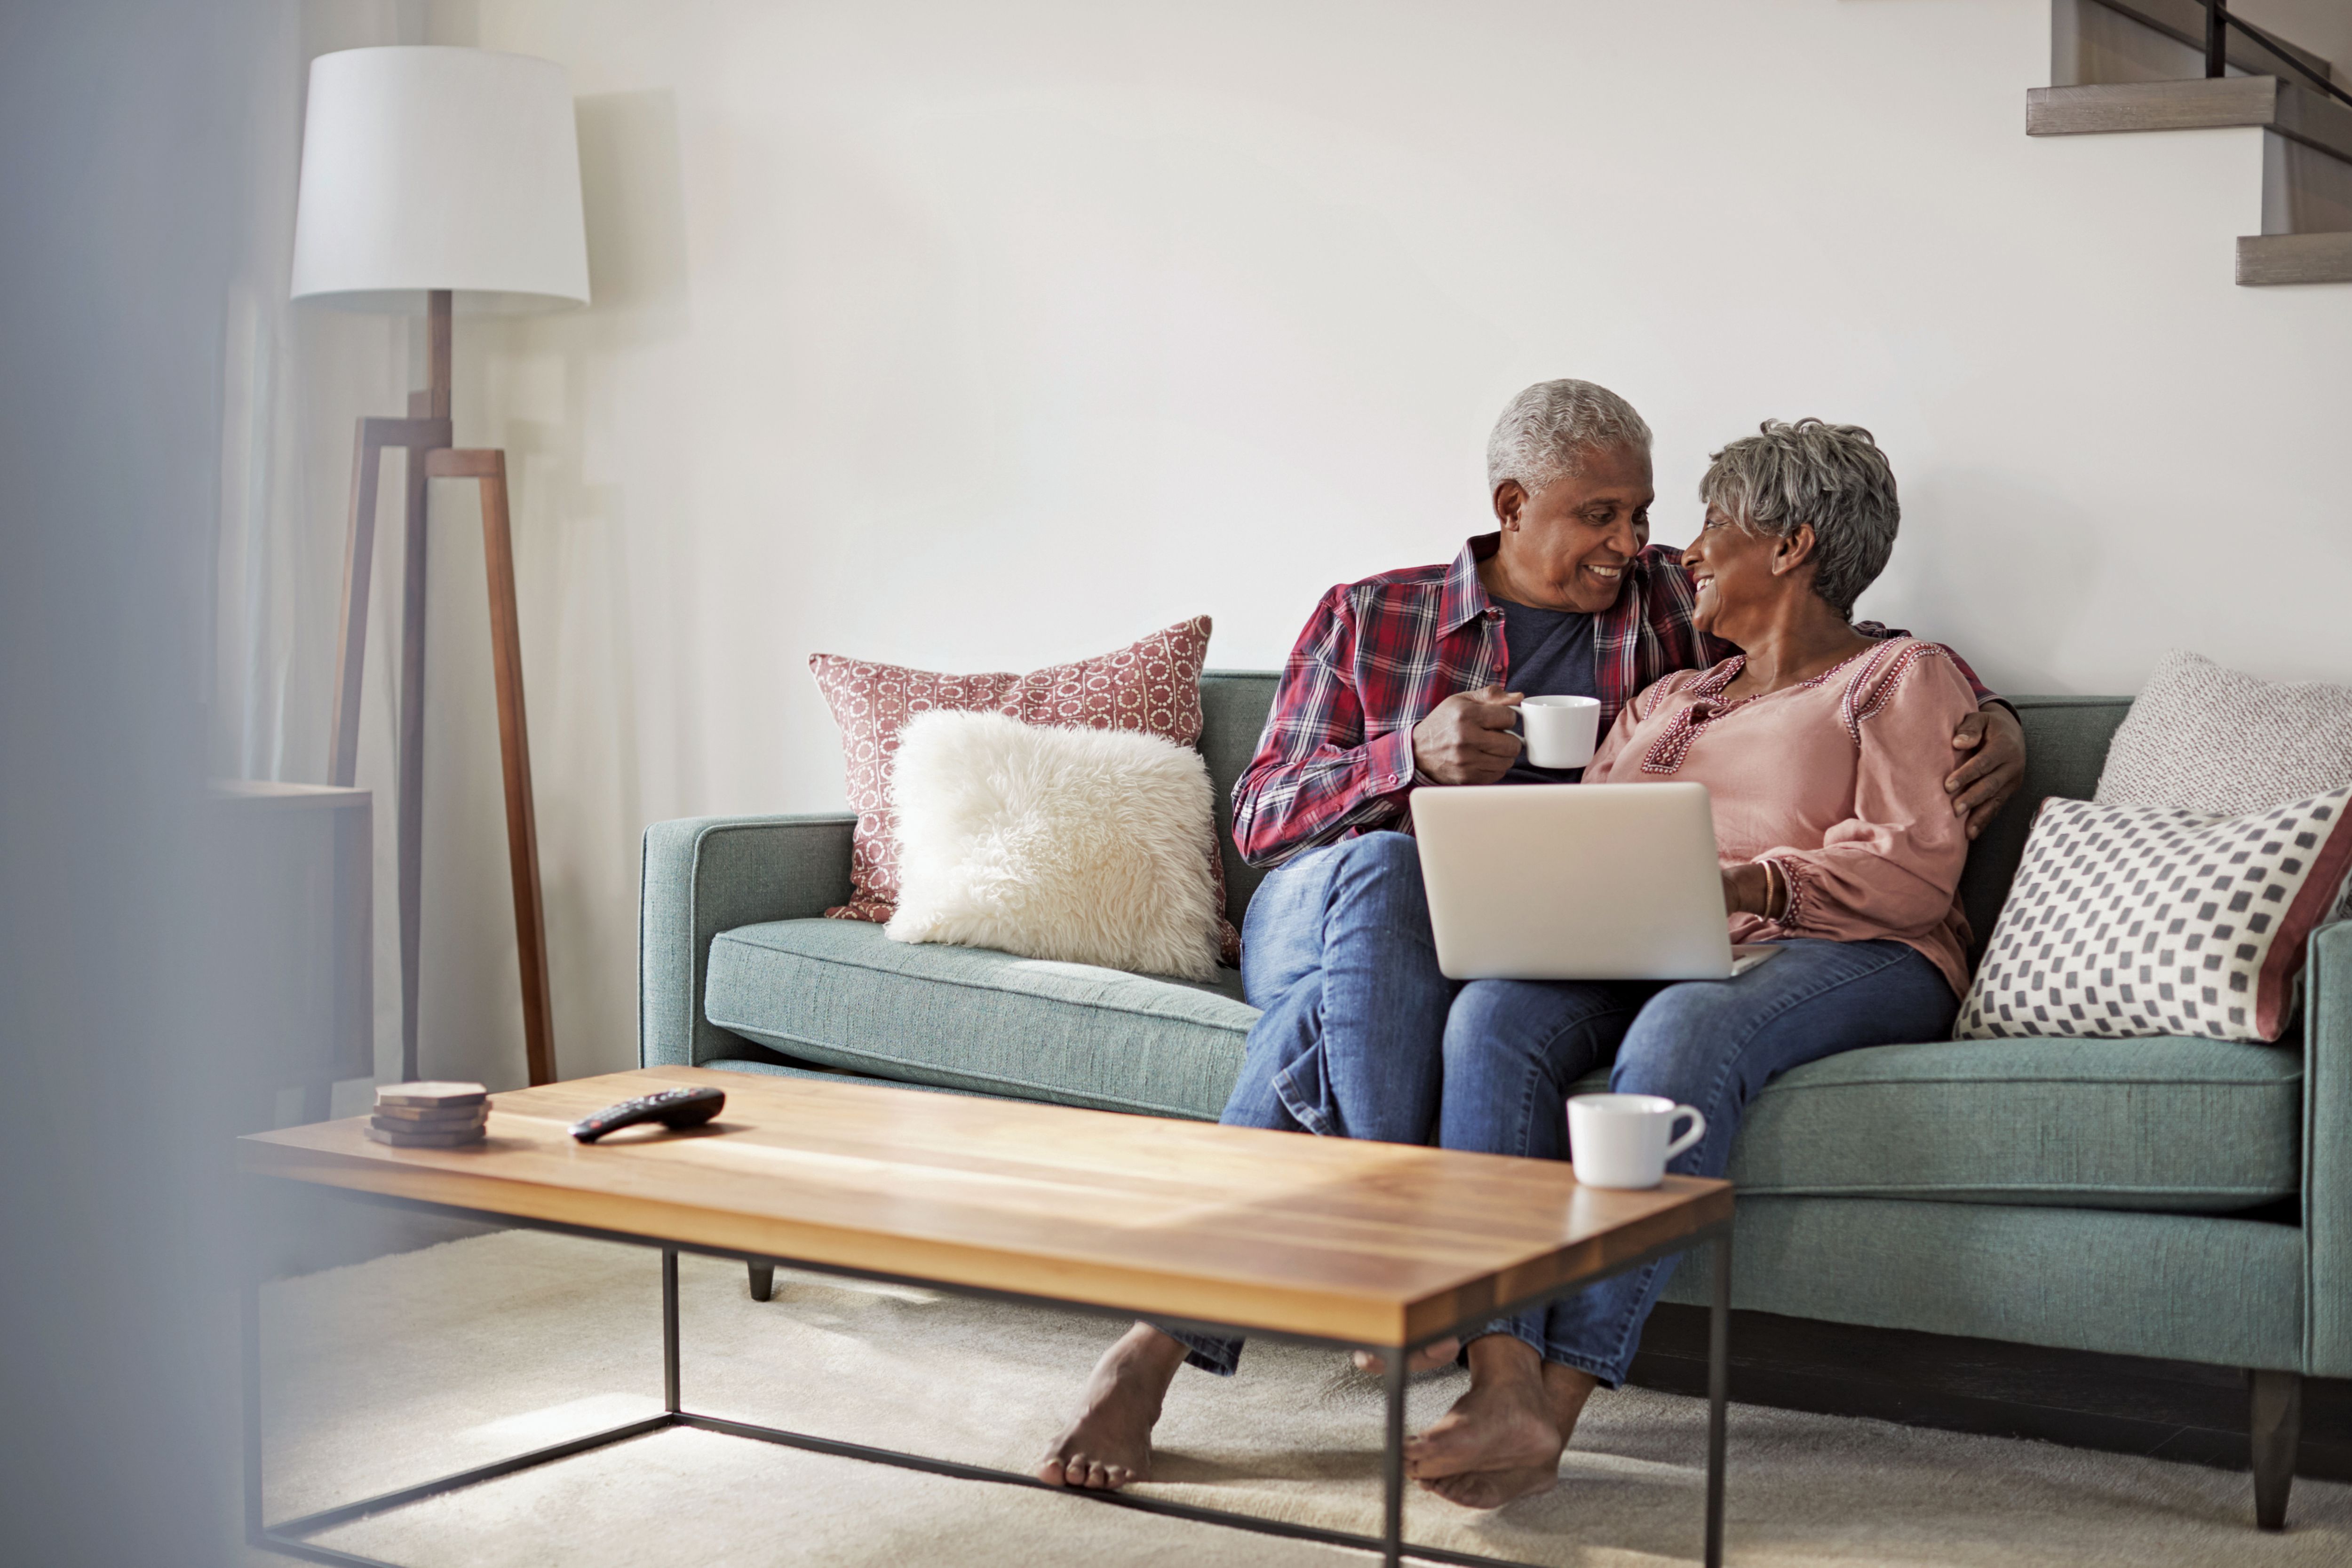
top-left (397, 0), bottom-right (2351, 1084)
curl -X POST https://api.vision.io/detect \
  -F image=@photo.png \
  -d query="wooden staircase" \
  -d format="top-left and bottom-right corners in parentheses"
top-left (2030, 0), bottom-right (2352, 285)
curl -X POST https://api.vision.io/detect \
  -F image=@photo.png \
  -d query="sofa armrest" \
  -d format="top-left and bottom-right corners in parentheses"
top-left (2307, 918), bottom-right (2352, 1377)
top-left (639, 814), bottom-right (856, 1069)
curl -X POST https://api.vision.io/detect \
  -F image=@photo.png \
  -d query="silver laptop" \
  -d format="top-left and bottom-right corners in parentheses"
top-left (1409, 782), bottom-right (1781, 982)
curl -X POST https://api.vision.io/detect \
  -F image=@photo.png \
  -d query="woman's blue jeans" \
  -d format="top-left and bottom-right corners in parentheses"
top-left (1442, 931), bottom-right (1957, 1384)
top-left (1165, 830), bottom-right (1957, 1384)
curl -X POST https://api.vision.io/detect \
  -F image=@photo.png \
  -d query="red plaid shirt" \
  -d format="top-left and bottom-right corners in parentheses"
top-left (1231, 533), bottom-right (1992, 867)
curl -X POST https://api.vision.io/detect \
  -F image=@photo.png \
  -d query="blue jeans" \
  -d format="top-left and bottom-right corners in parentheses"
top-left (1167, 830), bottom-right (1957, 1382)
top-left (1168, 832), bottom-right (1455, 1373)
top-left (1444, 936), bottom-right (1958, 1385)
top-left (1220, 832), bottom-right (1455, 1142)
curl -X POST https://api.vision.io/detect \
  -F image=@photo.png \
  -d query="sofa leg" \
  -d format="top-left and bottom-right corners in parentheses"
top-left (2250, 1369), bottom-right (2301, 1531)
top-left (747, 1261), bottom-right (774, 1302)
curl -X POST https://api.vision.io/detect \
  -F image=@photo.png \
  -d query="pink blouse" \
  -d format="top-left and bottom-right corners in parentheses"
top-left (1586, 637), bottom-right (1978, 996)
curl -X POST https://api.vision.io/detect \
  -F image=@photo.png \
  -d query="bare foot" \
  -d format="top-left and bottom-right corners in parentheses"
top-left (1405, 1339), bottom-right (1602, 1508)
top-left (1405, 1336), bottom-right (1565, 1485)
top-left (1036, 1323), bottom-right (1188, 1491)
top-left (1351, 1338), bottom-right (1460, 1376)
top-left (1425, 1463), bottom-right (1561, 1509)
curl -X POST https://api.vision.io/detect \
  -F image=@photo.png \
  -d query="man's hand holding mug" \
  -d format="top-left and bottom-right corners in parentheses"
top-left (1411, 686), bottom-right (1603, 784)
top-left (1411, 685), bottom-right (1524, 784)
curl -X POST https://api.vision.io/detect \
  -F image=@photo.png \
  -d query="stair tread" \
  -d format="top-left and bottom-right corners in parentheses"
top-left (2237, 231), bottom-right (2352, 285)
top-left (2029, 79), bottom-right (2352, 169)
top-left (2030, 77), bottom-right (2284, 134)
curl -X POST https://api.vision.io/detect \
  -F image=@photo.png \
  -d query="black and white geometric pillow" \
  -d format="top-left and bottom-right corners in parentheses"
top-left (1955, 787), bottom-right (2352, 1044)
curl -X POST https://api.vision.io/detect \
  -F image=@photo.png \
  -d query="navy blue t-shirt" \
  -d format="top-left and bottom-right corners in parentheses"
top-left (1497, 600), bottom-right (1597, 784)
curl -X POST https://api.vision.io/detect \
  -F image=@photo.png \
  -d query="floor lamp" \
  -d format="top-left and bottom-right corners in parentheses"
top-left (290, 46), bottom-right (589, 1087)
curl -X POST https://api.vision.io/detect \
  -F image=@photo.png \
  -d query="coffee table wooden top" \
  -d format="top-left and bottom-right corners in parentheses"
top-left (238, 1067), bottom-right (1730, 1347)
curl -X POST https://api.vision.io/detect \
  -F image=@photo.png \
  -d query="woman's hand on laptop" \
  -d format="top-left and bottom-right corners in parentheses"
top-left (1412, 686), bottom-right (1524, 785)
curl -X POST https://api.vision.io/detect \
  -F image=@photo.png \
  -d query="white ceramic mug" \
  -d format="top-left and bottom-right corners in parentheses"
top-left (1567, 1093), bottom-right (1708, 1189)
top-left (1516, 694), bottom-right (1602, 769)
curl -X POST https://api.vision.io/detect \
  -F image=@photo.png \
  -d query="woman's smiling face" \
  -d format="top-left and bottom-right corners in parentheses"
top-left (1683, 503), bottom-right (1807, 640)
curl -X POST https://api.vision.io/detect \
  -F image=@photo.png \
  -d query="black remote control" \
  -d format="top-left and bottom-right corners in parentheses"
top-left (570, 1085), bottom-right (726, 1143)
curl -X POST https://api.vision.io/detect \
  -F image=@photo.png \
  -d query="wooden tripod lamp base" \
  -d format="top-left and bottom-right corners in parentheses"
top-left (326, 290), bottom-right (556, 1088)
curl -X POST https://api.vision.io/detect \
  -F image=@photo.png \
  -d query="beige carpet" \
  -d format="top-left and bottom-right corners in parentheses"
top-left (249, 1230), bottom-right (2350, 1567)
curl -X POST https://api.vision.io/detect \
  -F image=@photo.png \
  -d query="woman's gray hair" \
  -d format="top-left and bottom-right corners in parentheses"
top-left (1699, 419), bottom-right (1899, 621)
top-left (1485, 380), bottom-right (1653, 498)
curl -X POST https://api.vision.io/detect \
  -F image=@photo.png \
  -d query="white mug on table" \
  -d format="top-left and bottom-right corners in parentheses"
top-left (1567, 1093), bottom-right (1707, 1189)
top-left (1516, 694), bottom-right (1602, 770)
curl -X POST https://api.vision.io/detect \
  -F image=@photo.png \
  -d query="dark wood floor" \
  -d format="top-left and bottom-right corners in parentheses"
top-left (1632, 1303), bottom-right (2352, 1481)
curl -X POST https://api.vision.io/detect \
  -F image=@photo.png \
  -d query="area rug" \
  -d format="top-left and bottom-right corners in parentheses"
top-left (250, 1230), bottom-right (2351, 1567)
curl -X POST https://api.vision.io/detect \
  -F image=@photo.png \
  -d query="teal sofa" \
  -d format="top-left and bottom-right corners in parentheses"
top-left (642, 673), bottom-right (2346, 1523)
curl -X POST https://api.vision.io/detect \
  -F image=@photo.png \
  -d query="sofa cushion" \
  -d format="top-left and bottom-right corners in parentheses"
top-left (1576, 1034), bottom-right (2300, 1212)
top-left (704, 917), bottom-right (1252, 1118)
top-left (713, 920), bottom-right (2297, 1212)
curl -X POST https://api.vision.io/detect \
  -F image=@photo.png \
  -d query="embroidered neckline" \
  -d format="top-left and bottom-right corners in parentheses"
top-left (1637, 643), bottom-right (1884, 775)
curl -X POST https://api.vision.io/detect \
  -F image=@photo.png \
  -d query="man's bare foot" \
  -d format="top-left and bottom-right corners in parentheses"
top-left (1403, 1338), bottom-right (1601, 1508)
top-left (1036, 1323), bottom-right (1188, 1491)
top-left (1351, 1338), bottom-right (1459, 1376)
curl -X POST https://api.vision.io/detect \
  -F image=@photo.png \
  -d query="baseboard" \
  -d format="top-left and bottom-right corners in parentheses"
top-left (1631, 1304), bottom-right (2352, 1481)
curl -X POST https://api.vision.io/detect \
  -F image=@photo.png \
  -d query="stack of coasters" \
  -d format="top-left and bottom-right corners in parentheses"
top-left (366, 1082), bottom-right (490, 1147)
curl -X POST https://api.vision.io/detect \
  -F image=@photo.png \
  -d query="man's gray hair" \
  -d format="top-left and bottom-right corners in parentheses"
top-left (1485, 380), bottom-right (1653, 498)
top-left (1698, 419), bottom-right (1899, 621)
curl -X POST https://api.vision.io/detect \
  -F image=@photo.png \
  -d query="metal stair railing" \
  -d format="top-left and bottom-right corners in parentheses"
top-left (2201, 0), bottom-right (2352, 110)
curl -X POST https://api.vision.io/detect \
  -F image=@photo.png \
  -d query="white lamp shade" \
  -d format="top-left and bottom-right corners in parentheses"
top-left (291, 46), bottom-right (588, 313)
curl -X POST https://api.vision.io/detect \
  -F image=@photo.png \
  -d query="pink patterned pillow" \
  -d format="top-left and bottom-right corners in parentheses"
top-left (809, 617), bottom-right (1239, 966)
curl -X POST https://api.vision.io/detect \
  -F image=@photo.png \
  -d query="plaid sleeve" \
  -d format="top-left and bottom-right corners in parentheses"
top-left (1230, 587), bottom-right (1420, 869)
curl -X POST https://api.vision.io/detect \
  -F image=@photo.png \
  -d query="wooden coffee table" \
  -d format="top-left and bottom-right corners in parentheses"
top-left (238, 1067), bottom-right (1734, 1568)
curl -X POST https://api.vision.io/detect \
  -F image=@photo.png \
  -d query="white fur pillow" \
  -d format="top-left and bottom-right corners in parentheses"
top-left (884, 710), bottom-right (1222, 980)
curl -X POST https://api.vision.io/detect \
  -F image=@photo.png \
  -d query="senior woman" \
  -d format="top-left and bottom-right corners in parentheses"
top-left (1402, 417), bottom-right (1979, 1508)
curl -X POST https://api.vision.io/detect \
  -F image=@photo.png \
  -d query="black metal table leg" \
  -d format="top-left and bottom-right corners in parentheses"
top-left (662, 1246), bottom-right (682, 1414)
top-left (1705, 1227), bottom-right (1732, 1568)
top-left (1382, 1348), bottom-right (1408, 1567)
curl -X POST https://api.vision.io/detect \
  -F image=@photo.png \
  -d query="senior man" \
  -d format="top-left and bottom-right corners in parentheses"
top-left (1036, 380), bottom-right (2024, 1498)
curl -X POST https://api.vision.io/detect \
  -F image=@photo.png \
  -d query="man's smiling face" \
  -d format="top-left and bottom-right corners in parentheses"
top-left (1486, 443), bottom-right (1654, 614)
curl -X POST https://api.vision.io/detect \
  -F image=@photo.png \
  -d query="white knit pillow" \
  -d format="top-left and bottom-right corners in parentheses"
top-left (2098, 649), bottom-right (2352, 817)
top-left (885, 711), bottom-right (1222, 981)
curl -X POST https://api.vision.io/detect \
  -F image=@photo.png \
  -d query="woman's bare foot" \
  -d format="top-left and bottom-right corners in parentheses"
top-left (1351, 1338), bottom-right (1460, 1376)
top-left (1424, 1463), bottom-right (1561, 1509)
top-left (1404, 1337), bottom-right (1562, 1484)
top-left (1422, 1365), bottom-right (1598, 1509)
top-left (1036, 1323), bottom-right (1188, 1491)
top-left (1403, 1337), bottom-right (1600, 1509)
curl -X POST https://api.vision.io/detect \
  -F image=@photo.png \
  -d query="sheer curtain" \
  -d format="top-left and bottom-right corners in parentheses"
top-left (210, 1), bottom-right (426, 1093)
